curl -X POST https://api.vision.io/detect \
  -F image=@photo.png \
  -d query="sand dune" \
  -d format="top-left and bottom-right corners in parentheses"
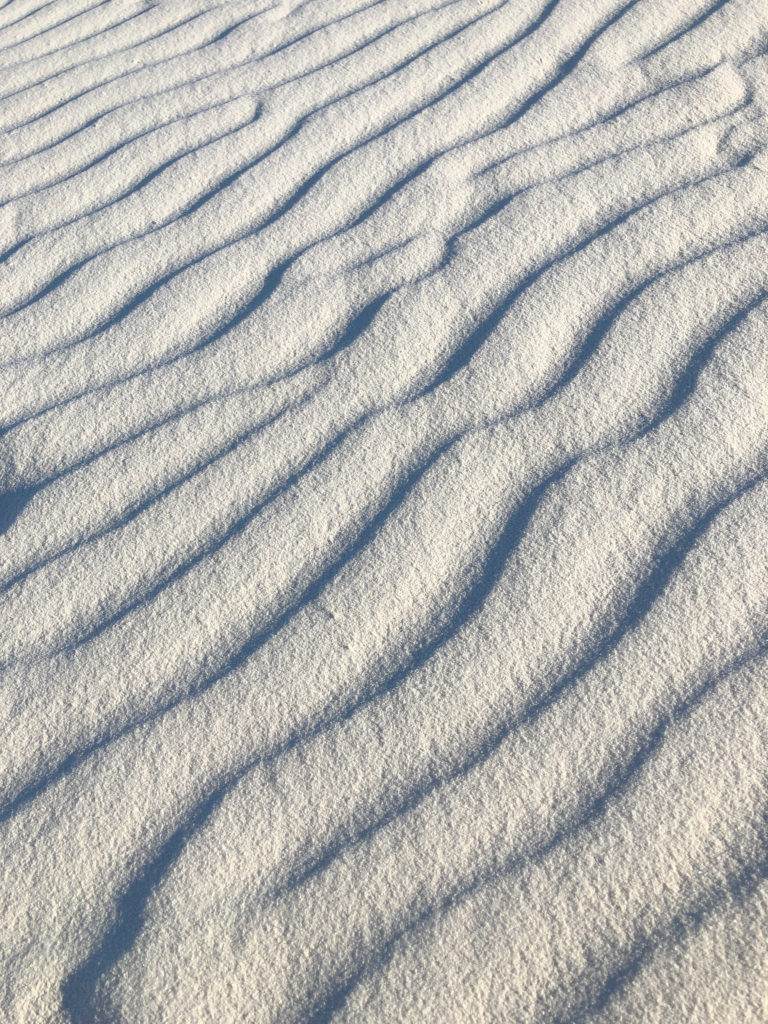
top-left (1, 1), bottom-right (768, 1021)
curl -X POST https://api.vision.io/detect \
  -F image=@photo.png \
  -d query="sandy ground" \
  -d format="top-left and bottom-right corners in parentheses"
top-left (1, 1), bottom-right (768, 1021)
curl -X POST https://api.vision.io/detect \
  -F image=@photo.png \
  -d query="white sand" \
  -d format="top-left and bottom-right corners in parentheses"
top-left (1, 1), bottom-right (768, 1021)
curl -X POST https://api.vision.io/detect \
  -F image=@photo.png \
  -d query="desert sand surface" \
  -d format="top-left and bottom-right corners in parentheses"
top-left (1, 1), bottom-right (768, 1021)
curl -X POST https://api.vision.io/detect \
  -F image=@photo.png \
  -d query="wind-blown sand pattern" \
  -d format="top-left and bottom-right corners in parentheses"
top-left (1, 1), bottom-right (768, 1021)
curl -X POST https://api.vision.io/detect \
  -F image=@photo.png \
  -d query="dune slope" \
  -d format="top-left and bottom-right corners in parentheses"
top-left (1, 1), bottom-right (768, 1021)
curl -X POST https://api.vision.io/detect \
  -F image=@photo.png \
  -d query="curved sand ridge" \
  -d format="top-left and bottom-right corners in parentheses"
top-left (1, 1), bottom-right (768, 1021)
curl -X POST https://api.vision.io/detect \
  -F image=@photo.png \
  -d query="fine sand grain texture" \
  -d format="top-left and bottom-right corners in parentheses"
top-left (1, 1), bottom-right (768, 1021)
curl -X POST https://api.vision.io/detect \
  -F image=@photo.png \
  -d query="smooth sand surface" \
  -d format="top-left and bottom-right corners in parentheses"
top-left (1, 1), bottom-right (768, 1021)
